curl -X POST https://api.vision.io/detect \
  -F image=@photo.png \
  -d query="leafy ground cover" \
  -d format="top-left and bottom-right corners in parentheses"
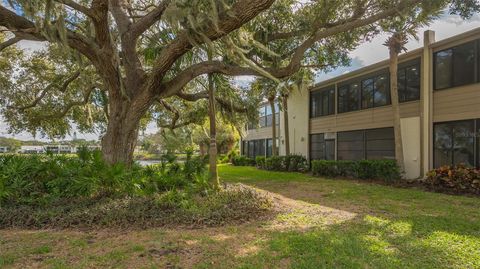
top-left (1, 165), bottom-right (480, 268)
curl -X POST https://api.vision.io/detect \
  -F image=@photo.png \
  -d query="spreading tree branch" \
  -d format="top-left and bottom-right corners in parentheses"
top-left (0, 36), bottom-right (21, 52)
top-left (148, 0), bottom-right (276, 95)
top-left (54, 0), bottom-right (94, 18)
top-left (10, 71), bottom-right (82, 112)
top-left (163, 0), bottom-right (422, 96)
top-left (129, 0), bottom-right (171, 39)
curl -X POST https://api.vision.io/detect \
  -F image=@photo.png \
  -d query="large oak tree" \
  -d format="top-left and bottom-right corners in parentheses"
top-left (1, 0), bottom-right (476, 165)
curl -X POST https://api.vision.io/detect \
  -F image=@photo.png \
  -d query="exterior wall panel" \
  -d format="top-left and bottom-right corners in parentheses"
top-left (433, 84), bottom-right (480, 122)
top-left (244, 126), bottom-right (279, 141)
top-left (310, 101), bottom-right (420, 134)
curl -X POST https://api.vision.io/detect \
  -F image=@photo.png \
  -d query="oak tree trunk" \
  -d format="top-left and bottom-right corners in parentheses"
top-left (101, 94), bottom-right (150, 166)
top-left (208, 73), bottom-right (220, 189)
top-left (101, 113), bottom-right (140, 166)
top-left (282, 94), bottom-right (290, 156)
top-left (389, 47), bottom-right (406, 174)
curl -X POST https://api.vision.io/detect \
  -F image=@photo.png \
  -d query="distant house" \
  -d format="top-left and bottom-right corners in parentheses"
top-left (0, 146), bottom-right (9, 153)
top-left (87, 145), bottom-right (101, 151)
top-left (44, 145), bottom-right (76, 154)
top-left (20, 146), bottom-right (45, 154)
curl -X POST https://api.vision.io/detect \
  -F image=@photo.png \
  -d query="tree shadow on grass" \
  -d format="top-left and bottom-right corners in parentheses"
top-left (231, 213), bottom-right (480, 269)
top-left (226, 180), bottom-right (480, 269)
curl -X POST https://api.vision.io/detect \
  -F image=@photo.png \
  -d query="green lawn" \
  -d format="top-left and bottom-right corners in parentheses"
top-left (1, 165), bottom-right (480, 269)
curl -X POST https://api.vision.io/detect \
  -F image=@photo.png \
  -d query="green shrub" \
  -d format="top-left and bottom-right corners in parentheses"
top-left (0, 151), bottom-right (208, 206)
top-left (255, 156), bottom-right (266, 169)
top-left (285, 154), bottom-right (308, 172)
top-left (424, 164), bottom-right (480, 194)
top-left (311, 159), bottom-right (400, 181)
top-left (258, 155), bottom-right (307, 172)
top-left (232, 156), bottom-right (255, 166)
top-left (265, 156), bottom-right (286, 171)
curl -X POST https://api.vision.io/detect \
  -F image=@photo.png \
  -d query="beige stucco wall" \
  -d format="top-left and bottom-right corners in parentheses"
top-left (401, 117), bottom-right (421, 179)
top-left (279, 88), bottom-right (309, 157)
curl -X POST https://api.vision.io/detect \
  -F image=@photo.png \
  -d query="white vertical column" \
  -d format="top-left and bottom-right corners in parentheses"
top-left (421, 30), bottom-right (435, 176)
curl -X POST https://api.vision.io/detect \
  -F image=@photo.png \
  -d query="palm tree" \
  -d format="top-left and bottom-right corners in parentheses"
top-left (281, 92), bottom-right (290, 156)
top-left (384, 32), bottom-right (408, 174)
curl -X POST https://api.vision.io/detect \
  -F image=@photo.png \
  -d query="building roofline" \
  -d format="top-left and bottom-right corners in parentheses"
top-left (311, 48), bottom-right (423, 90)
top-left (311, 27), bottom-right (480, 91)
top-left (430, 26), bottom-right (480, 49)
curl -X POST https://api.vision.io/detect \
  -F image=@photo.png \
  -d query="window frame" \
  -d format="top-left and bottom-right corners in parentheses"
top-left (433, 119), bottom-right (478, 168)
top-left (337, 127), bottom-right (395, 161)
top-left (337, 83), bottom-right (361, 114)
top-left (310, 86), bottom-right (335, 118)
top-left (398, 59), bottom-right (421, 103)
top-left (434, 39), bottom-right (479, 91)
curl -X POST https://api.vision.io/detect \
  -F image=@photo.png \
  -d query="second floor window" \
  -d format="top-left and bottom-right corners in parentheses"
top-left (362, 74), bottom-right (390, 109)
top-left (249, 103), bottom-right (279, 129)
top-left (434, 40), bottom-right (479, 90)
top-left (398, 64), bottom-right (420, 102)
top-left (338, 82), bottom-right (360, 113)
top-left (310, 87), bottom-right (335, 118)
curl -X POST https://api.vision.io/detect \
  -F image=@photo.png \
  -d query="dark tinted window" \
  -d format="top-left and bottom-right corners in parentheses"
top-left (255, 139), bottom-right (266, 157)
top-left (365, 128), bottom-right (395, 160)
top-left (248, 141), bottom-right (255, 158)
top-left (266, 139), bottom-right (272, 157)
top-left (361, 78), bottom-right (374, 109)
top-left (311, 88), bottom-right (335, 118)
top-left (337, 127), bottom-right (395, 161)
top-left (250, 104), bottom-right (279, 129)
top-left (434, 40), bottom-right (478, 90)
top-left (453, 42), bottom-right (476, 87)
top-left (338, 130), bottom-right (365, 160)
top-left (398, 64), bottom-right (421, 102)
top-left (435, 49), bottom-right (453, 90)
top-left (338, 83), bottom-right (360, 113)
top-left (374, 74), bottom-right (390, 106)
top-left (434, 120), bottom-right (475, 167)
top-left (310, 134), bottom-right (325, 160)
top-left (242, 140), bottom-right (248, 156)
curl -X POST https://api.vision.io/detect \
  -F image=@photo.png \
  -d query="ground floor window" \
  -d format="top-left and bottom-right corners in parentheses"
top-left (434, 119), bottom-right (478, 168)
top-left (242, 138), bottom-right (270, 159)
top-left (337, 127), bottom-right (394, 160)
top-left (310, 134), bottom-right (335, 160)
top-left (266, 139), bottom-right (272, 157)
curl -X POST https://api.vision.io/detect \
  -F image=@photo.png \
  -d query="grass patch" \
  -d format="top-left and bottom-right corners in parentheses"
top-left (1, 165), bottom-right (480, 268)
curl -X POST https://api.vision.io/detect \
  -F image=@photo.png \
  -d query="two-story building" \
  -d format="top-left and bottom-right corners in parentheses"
top-left (241, 28), bottom-right (480, 179)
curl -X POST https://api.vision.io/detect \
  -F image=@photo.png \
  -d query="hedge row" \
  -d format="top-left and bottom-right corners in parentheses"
top-left (232, 155), bottom-right (308, 172)
top-left (311, 159), bottom-right (401, 181)
top-left (255, 155), bottom-right (307, 172)
top-left (231, 156), bottom-right (255, 166)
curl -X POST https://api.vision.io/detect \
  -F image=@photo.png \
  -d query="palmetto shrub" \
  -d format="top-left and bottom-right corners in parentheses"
top-left (0, 149), bottom-right (208, 206)
top-left (0, 150), bottom-right (272, 228)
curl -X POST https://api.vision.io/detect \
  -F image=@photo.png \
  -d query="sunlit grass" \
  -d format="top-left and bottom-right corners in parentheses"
top-left (1, 165), bottom-right (480, 268)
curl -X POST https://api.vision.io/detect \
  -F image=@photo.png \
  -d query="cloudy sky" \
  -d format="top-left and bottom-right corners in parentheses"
top-left (1, 12), bottom-right (479, 141)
